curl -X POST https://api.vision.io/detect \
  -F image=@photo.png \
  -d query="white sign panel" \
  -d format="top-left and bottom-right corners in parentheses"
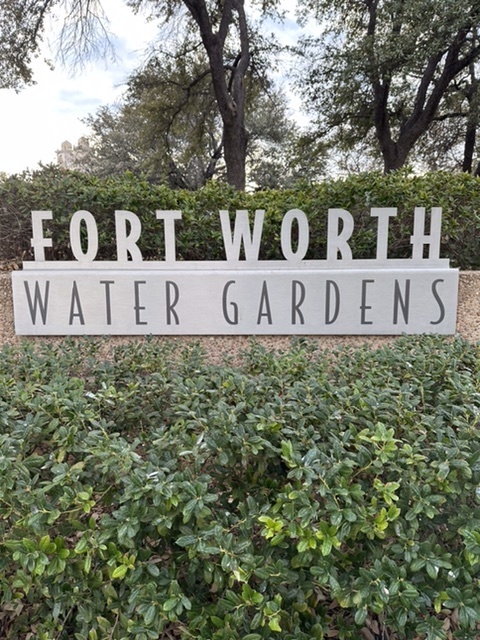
top-left (12, 207), bottom-right (459, 336)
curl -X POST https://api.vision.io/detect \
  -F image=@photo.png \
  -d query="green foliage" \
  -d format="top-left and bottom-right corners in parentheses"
top-left (81, 46), bottom-right (297, 190)
top-left (0, 0), bottom-right (51, 90)
top-left (2, 167), bottom-right (480, 267)
top-left (296, 0), bottom-right (480, 172)
top-left (0, 335), bottom-right (480, 638)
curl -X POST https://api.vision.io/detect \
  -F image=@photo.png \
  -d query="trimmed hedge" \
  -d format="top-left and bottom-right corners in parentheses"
top-left (1, 336), bottom-right (480, 638)
top-left (1, 166), bottom-right (480, 267)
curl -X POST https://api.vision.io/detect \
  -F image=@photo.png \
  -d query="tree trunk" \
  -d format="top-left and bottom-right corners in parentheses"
top-left (381, 140), bottom-right (411, 173)
top-left (463, 61), bottom-right (479, 174)
top-left (183, 0), bottom-right (249, 190)
top-left (462, 121), bottom-right (476, 173)
top-left (223, 115), bottom-right (247, 190)
top-left (374, 101), bottom-right (411, 173)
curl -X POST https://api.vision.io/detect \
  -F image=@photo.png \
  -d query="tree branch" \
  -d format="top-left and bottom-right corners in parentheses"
top-left (58, 0), bottom-right (115, 69)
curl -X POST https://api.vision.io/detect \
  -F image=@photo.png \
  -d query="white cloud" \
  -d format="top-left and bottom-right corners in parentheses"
top-left (0, 0), bottom-right (158, 175)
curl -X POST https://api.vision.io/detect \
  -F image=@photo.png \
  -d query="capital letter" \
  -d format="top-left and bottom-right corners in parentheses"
top-left (31, 211), bottom-right (53, 261)
top-left (70, 211), bottom-right (98, 262)
top-left (100, 280), bottom-right (114, 325)
top-left (325, 280), bottom-right (340, 325)
top-left (257, 281), bottom-right (272, 325)
top-left (69, 281), bottom-right (85, 325)
top-left (291, 280), bottom-right (306, 325)
top-left (410, 207), bottom-right (442, 260)
top-left (134, 280), bottom-right (147, 325)
top-left (281, 209), bottom-right (309, 261)
top-left (115, 210), bottom-right (143, 262)
top-left (222, 280), bottom-right (238, 325)
top-left (24, 280), bottom-right (50, 324)
top-left (327, 209), bottom-right (354, 261)
top-left (393, 279), bottom-right (411, 325)
top-left (166, 281), bottom-right (180, 325)
top-left (220, 210), bottom-right (264, 261)
top-left (360, 279), bottom-right (374, 325)
top-left (430, 279), bottom-right (446, 325)
top-left (156, 211), bottom-right (182, 262)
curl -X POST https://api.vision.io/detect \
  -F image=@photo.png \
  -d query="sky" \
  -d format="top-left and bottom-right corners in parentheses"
top-left (0, 2), bottom-right (305, 177)
top-left (0, 1), bottom-right (159, 175)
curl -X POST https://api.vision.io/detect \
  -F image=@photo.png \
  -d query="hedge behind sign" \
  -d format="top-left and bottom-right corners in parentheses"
top-left (1, 167), bottom-right (480, 268)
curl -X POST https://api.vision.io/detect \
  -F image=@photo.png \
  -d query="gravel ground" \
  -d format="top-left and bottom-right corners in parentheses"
top-left (1, 272), bottom-right (478, 361)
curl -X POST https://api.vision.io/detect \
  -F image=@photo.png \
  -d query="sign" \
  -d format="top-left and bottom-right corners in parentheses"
top-left (12, 207), bottom-right (459, 335)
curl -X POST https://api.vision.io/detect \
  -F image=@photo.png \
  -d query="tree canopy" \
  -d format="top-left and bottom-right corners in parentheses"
top-left (0, 0), bottom-right (52, 90)
top-left (77, 44), bottom-right (303, 189)
top-left (127, 0), bottom-right (283, 189)
top-left (297, 0), bottom-right (480, 173)
top-left (0, 0), bottom-right (282, 189)
top-left (5, 0), bottom-right (480, 183)
top-left (0, 0), bottom-right (113, 90)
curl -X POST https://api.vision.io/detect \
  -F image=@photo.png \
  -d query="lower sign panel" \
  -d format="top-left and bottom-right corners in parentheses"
top-left (12, 268), bottom-right (459, 335)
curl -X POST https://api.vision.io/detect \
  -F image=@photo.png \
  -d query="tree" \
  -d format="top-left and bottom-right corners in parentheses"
top-left (79, 104), bottom-right (148, 176)
top-left (298, 0), bottom-right (480, 173)
top-left (394, 53), bottom-right (480, 174)
top-left (0, 0), bottom-right (282, 189)
top-left (412, 61), bottom-right (480, 174)
top-left (123, 45), bottom-right (225, 188)
top-left (128, 0), bottom-right (283, 189)
top-left (79, 47), bottom-right (224, 188)
top-left (78, 45), bottom-right (304, 189)
top-left (0, 0), bottom-right (112, 90)
top-left (0, 0), bottom-right (52, 89)
top-left (78, 58), bottom-right (222, 189)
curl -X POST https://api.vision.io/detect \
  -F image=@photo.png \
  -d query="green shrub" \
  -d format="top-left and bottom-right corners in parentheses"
top-left (2, 166), bottom-right (480, 267)
top-left (0, 335), bottom-right (480, 638)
